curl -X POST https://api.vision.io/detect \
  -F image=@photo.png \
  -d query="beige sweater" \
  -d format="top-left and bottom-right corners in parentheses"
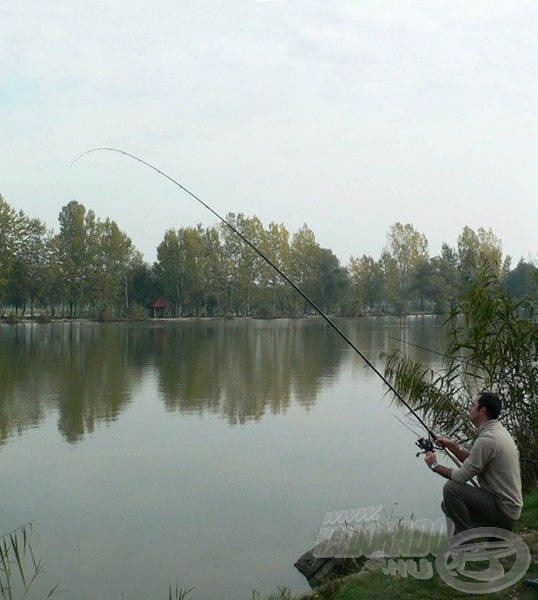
top-left (451, 420), bottom-right (523, 520)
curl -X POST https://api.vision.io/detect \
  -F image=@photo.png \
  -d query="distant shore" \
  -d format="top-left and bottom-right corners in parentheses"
top-left (0, 312), bottom-right (442, 325)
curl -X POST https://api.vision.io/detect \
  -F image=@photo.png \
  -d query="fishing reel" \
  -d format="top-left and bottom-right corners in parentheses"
top-left (415, 437), bottom-right (435, 457)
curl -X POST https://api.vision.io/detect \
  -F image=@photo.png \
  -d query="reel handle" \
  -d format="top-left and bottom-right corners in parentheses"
top-left (415, 437), bottom-right (434, 457)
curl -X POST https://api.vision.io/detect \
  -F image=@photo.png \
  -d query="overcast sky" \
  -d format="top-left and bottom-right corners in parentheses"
top-left (2, 1), bottom-right (537, 265)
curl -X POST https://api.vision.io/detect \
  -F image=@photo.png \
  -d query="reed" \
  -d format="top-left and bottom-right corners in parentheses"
top-left (0, 522), bottom-right (58, 599)
top-left (168, 581), bottom-right (194, 600)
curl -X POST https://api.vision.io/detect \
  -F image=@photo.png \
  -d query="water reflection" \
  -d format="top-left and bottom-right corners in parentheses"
top-left (153, 319), bottom-right (346, 422)
top-left (0, 317), bottom-right (445, 445)
top-left (0, 323), bottom-right (135, 445)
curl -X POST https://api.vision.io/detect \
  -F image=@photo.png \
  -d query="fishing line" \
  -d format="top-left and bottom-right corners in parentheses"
top-left (386, 335), bottom-right (487, 368)
top-left (386, 335), bottom-right (449, 359)
top-left (72, 147), bottom-right (438, 440)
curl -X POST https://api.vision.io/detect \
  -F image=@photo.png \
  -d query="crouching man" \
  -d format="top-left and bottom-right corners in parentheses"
top-left (423, 392), bottom-right (523, 536)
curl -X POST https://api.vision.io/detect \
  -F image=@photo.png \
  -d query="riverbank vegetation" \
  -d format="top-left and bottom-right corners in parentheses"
top-left (0, 194), bottom-right (536, 320)
top-left (0, 522), bottom-right (58, 599)
top-left (384, 265), bottom-right (537, 491)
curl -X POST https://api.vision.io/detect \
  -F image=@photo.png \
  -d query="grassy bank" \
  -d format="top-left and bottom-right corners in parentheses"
top-left (259, 489), bottom-right (538, 600)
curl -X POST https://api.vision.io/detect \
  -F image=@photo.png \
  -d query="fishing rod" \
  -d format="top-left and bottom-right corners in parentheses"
top-left (72, 147), bottom-right (450, 457)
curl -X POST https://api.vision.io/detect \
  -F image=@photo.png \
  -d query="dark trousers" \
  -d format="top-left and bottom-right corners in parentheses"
top-left (441, 480), bottom-right (514, 537)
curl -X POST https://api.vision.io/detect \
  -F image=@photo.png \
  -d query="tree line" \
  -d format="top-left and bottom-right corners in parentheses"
top-left (0, 194), bottom-right (536, 319)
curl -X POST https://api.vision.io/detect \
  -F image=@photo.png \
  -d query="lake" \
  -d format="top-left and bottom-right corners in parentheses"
top-left (0, 317), bottom-right (449, 599)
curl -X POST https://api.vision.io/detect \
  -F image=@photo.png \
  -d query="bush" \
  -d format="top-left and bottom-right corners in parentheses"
top-left (128, 303), bottom-right (149, 321)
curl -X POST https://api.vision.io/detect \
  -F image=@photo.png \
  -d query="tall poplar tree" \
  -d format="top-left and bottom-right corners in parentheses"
top-left (385, 222), bottom-right (429, 310)
top-left (53, 201), bottom-right (99, 317)
top-left (93, 218), bottom-right (135, 316)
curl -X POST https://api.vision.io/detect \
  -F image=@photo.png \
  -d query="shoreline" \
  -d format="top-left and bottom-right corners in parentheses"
top-left (0, 312), bottom-right (443, 325)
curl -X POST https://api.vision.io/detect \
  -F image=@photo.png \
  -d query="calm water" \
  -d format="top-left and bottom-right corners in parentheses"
top-left (0, 317), bottom-right (447, 599)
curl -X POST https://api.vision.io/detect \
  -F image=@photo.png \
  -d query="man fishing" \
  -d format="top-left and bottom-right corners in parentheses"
top-left (74, 150), bottom-right (524, 543)
top-left (423, 391), bottom-right (523, 536)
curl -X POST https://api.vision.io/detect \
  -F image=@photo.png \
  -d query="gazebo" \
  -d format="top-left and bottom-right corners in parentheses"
top-left (147, 297), bottom-right (173, 318)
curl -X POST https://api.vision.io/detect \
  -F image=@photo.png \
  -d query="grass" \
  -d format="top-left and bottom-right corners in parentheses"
top-left (0, 522), bottom-right (59, 599)
top-left (168, 582), bottom-right (195, 600)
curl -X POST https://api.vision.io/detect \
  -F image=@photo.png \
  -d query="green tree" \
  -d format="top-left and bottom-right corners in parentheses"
top-left (220, 214), bottom-right (264, 316)
top-left (348, 254), bottom-right (385, 314)
top-left (128, 259), bottom-right (162, 309)
top-left (202, 226), bottom-right (227, 316)
top-left (379, 250), bottom-right (400, 313)
top-left (289, 224), bottom-right (322, 315)
top-left (92, 218), bottom-right (135, 318)
top-left (384, 222), bottom-right (429, 311)
top-left (0, 195), bottom-right (24, 313)
top-left (457, 225), bottom-right (510, 281)
top-left (505, 259), bottom-right (538, 300)
top-left (258, 221), bottom-right (291, 316)
top-left (314, 248), bottom-right (349, 314)
top-left (155, 226), bottom-right (206, 316)
top-left (155, 229), bottom-right (182, 314)
top-left (8, 215), bottom-right (52, 317)
top-left (428, 243), bottom-right (460, 313)
top-left (52, 201), bottom-right (99, 317)
top-left (408, 259), bottom-right (435, 313)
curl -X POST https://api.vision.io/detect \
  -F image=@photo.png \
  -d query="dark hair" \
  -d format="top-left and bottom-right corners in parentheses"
top-left (477, 392), bottom-right (502, 419)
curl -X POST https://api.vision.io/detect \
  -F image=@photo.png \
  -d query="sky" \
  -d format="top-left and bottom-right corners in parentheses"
top-left (2, 1), bottom-right (537, 266)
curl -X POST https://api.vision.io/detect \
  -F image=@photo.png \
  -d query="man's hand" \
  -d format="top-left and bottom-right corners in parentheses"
top-left (434, 435), bottom-right (453, 450)
top-left (435, 436), bottom-right (469, 462)
top-left (424, 450), bottom-right (438, 469)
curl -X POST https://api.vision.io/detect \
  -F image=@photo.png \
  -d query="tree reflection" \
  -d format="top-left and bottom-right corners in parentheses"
top-left (55, 324), bottom-right (134, 442)
top-left (0, 323), bottom-right (136, 445)
top-left (151, 319), bottom-right (345, 424)
top-left (0, 319), bottom-right (358, 443)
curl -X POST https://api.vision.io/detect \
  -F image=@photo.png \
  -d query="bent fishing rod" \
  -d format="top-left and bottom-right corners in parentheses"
top-left (73, 147), bottom-right (458, 464)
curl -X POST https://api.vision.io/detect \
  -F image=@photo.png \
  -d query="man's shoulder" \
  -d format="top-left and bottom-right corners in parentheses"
top-left (475, 420), bottom-right (509, 446)
top-left (478, 419), bottom-right (507, 434)
top-left (480, 420), bottom-right (518, 453)
top-left (490, 420), bottom-right (513, 438)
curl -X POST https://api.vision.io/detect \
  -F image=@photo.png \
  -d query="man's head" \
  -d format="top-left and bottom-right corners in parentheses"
top-left (470, 392), bottom-right (502, 425)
